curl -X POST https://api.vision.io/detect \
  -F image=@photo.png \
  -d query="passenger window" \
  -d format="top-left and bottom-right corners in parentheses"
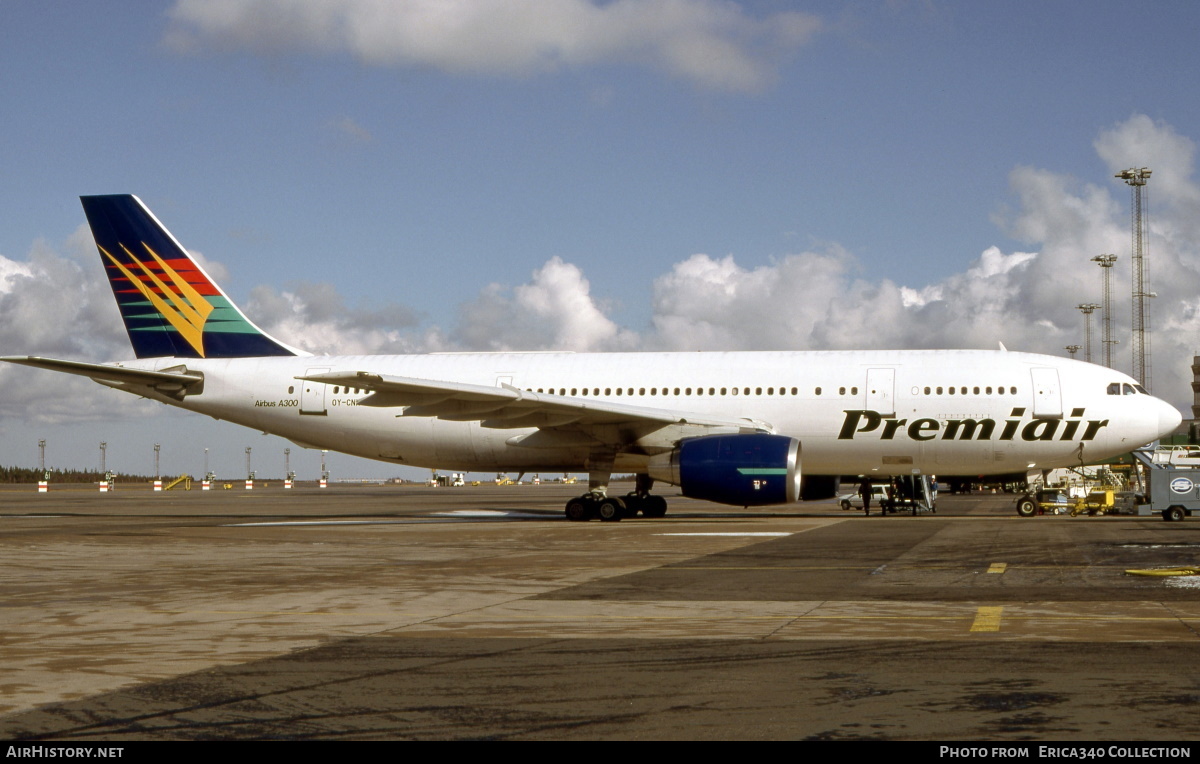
top-left (791, 387), bottom-right (798, 395)
top-left (731, 387), bottom-right (738, 396)
top-left (288, 386), bottom-right (294, 394)
top-left (924, 387), bottom-right (931, 395)
top-left (605, 388), bottom-right (611, 395)
top-left (986, 386), bottom-right (992, 394)
top-left (839, 387), bottom-right (846, 395)
top-left (720, 387), bottom-right (727, 395)
top-left (937, 387), bottom-right (943, 395)
top-left (767, 387), bottom-right (773, 395)
top-left (998, 387), bottom-right (1004, 395)
top-left (851, 387), bottom-right (858, 395)
top-left (973, 386), bottom-right (979, 394)
top-left (815, 387), bottom-right (822, 395)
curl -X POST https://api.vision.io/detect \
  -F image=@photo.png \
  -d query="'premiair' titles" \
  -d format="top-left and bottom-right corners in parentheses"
top-left (838, 408), bottom-right (1109, 442)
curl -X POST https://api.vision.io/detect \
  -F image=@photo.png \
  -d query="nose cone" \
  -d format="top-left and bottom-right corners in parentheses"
top-left (1157, 398), bottom-right (1183, 440)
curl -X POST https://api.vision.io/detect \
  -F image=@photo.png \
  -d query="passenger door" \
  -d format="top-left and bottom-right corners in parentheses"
top-left (865, 368), bottom-right (896, 417)
top-left (1030, 368), bottom-right (1063, 419)
top-left (300, 366), bottom-right (330, 415)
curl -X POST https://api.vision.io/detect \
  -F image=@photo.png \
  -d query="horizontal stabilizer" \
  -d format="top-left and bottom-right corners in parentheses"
top-left (1, 356), bottom-right (204, 396)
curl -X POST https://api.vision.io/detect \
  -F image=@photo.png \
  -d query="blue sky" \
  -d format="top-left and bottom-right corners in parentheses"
top-left (3, 1), bottom-right (1200, 480)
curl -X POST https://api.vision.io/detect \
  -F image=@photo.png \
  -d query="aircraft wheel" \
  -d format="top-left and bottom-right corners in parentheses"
top-left (622, 494), bottom-right (646, 517)
top-left (1016, 496), bottom-right (1037, 518)
top-left (643, 496), bottom-right (667, 518)
top-left (565, 497), bottom-right (594, 522)
top-left (597, 497), bottom-right (624, 522)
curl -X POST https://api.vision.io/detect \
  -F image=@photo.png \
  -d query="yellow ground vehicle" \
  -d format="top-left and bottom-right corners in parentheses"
top-left (1016, 487), bottom-right (1116, 517)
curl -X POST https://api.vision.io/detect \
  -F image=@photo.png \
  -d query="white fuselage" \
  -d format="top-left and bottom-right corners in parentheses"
top-left (120, 349), bottom-right (1179, 478)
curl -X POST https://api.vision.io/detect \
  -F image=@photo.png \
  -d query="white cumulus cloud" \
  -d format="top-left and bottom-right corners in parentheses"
top-left (164, 0), bottom-right (822, 91)
top-left (454, 256), bottom-right (638, 351)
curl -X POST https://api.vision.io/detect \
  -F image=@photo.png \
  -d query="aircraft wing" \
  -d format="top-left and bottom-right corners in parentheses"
top-left (1, 356), bottom-right (203, 397)
top-left (298, 370), bottom-right (772, 451)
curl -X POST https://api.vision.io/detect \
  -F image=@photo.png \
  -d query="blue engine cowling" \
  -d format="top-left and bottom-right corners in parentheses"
top-left (646, 433), bottom-right (801, 506)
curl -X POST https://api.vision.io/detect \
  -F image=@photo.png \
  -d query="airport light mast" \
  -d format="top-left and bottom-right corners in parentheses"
top-left (1116, 167), bottom-right (1152, 389)
top-left (1091, 254), bottom-right (1118, 368)
top-left (1076, 304), bottom-right (1101, 363)
top-left (1065, 345), bottom-right (1081, 358)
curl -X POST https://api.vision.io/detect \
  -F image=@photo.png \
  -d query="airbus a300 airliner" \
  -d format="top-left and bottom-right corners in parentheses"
top-left (1, 196), bottom-right (1182, 519)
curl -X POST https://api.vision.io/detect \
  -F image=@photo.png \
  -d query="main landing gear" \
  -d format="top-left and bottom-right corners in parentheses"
top-left (564, 473), bottom-right (668, 522)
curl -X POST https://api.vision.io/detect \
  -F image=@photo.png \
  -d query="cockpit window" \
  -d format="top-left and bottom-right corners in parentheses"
top-left (1134, 384), bottom-right (1149, 394)
top-left (1123, 383), bottom-right (1135, 395)
top-left (1107, 383), bottom-right (1121, 395)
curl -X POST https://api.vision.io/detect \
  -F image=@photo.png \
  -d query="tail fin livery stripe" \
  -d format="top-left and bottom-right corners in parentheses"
top-left (81, 195), bottom-right (298, 359)
top-left (100, 244), bottom-right (214, 355)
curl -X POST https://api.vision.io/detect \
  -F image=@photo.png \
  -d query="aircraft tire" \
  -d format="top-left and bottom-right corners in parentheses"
top-left (1016, 496), bottom-right (1037, 518)
top-left (565, 497), bottom-right (594, 522)
top-left (597, 497), bottom-right (624, 522)
top-left (643, 496), bottom-right (667, 518)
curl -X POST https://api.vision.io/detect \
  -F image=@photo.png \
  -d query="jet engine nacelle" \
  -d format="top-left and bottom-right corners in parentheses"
top-left (647, 433), bottom-right (801, 506)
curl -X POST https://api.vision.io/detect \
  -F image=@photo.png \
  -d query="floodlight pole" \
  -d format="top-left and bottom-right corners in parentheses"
top-left (1091, 254), bottom-right (1118, 369)
top-left (1076, 304), bottom-right (1101, 363)
top-left (1116, 167), bottom-right (1152, 388)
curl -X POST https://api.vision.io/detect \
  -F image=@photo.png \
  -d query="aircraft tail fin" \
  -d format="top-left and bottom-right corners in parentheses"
top-left (80, 195), bottom-right (300, 359)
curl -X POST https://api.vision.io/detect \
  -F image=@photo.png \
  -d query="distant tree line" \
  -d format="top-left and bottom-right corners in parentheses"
top-left (0, 466), bottom-right (155, 483)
